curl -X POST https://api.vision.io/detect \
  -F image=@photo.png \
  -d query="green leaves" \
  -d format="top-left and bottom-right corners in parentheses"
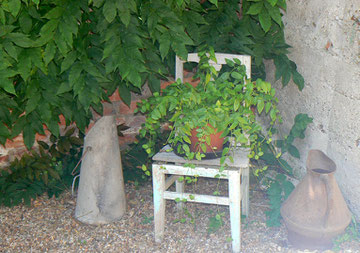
top-left (6, 0), bottom-right (21, 17)
top-left (103, 0), bottom-right (117, 23)
top-left (118, 82), bottom-right (131, 107)
top-left (265, 172), bottom-right (294, 227)
top-left (23, 124), bottom-right (35, 150)
top-left (259, 9), bottom-right (271, 32)
top-left (247, 2), bottom-right (263, 15)
top-left (0, 0), bottom-right (302, 154)
top-left (274, 54), bottom-right (305, 90)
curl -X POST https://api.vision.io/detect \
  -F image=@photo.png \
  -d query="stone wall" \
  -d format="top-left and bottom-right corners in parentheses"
top-left (266, 0), bottom-right (360, 217)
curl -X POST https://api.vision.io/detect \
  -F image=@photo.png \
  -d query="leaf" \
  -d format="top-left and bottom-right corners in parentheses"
top-left (266, 0), bottom-right (278, 7)
top-left (54, 31), bottom-right (69, 56)
top-left (182, 144), bottom-right (190, 153)
top-left (39, 19), bottom-right (59, 40)
top-left (23, 124), bottom-right (35, 150)
top-left (0, 77), bottom-right (16, 95)
top-left (103, 0), bottom-right (117, 23)
top-left (43, 7), bottom-right (64, 19)
top-left (19, 13), bottom-right (33, 34)
top-left (8, 0), bottom-right (21, 17)
top-left (282, 181), bottom-right (294, 199)
top-left (56, 82), bottom-right (72, 95)
top-left (7, 33), bottom-right (33, 48)
top-left (183, 135), bottom-right (191, 144)
top-left (148, 75), bottom-right (160, 93)
top-left (278, 158), bottom-right (293, 174)
top-left (68, 63), bottom-right (83, 84)
top-left (118, 82), bottom-right (131, 107)
top-left (118, 7), bottom-right (131, 27)
top-left (225, 59), bottom-right (234, 67)
top-left (93, 0), bottom-right (105, 7)
top-left (61, 51), bottom-right (77, 73)
top-left (3, 41), bottom-right (18, 61)
top-left (259, 9), bottom-right (272, 32)
top-left (234, 99), bottom-right (240, 111)
top-left (265, 3), bottom-right (282, 26)
top-left (246, 2), bottom-right (263, 15)
top-left (282, 70), bottom-right (291, 86)
top-left (288, 144), bottom-right (300, 158)
top-left (231, 72), bottom-right (243, 80)
top-left (159, 34), bottom-right (171, 60)
top-left (292, 70), bottom-right (304, 91)
top-left (25, 95), bottom-right (40, 114)
top-left (270, 108), bottom-right (277, 121)
top-left (0, 9), bottom-right (5, 25)
top-left (0, 123), bottom-right (10, 138)
top-left (208, 0), bottom-right (218, 7)
top-left (44, 41), bottom-right (56, 66)
top-left (257, 99), bottom-right (265, 114)
top-left (47, 120), bottom-right (60, 138)
top-left (265, 102), bottom-right (272, 113)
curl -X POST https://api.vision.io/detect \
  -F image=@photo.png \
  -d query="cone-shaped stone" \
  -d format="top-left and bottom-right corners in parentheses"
top-left (75, 116), bottom-right (126, 224)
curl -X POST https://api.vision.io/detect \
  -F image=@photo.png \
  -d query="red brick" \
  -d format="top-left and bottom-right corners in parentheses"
top-left (59, 115), bottom-right (66, 126)
top-left (5, 135), bottom-right (25, 149)
top-left (85, 121), bottom-right (95, 134)
top-left (0, 155), bottom-right (9, 163)
top-left (118, 100), bottom-right (139, 115)
top-left (115, 116), bottom-right (126, 126)
top-left (108, 88), bottom-right (121, 102)
top-left (91, 108), bottom-right (102, 121)
top-left (35, 133), bottom-right (48, 142)
top-left (102, 102), bottom-right (115, 116)
top-left (126, 115), bottom-right (146, 129)
top-left (161, 80), bottom-right (174, 90)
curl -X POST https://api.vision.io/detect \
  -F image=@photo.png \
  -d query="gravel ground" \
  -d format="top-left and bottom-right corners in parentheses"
top-left (1, 178), bottom-right (359, 253)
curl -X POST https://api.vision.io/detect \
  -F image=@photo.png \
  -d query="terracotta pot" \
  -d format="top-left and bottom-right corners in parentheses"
top-left (280, 150), bottom-right (351, 250)
top-left (189, 124), bottom-right (224, 153)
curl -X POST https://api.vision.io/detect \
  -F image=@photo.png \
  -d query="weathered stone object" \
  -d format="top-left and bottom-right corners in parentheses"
top-left (75, 115), bottom-right (126, 224)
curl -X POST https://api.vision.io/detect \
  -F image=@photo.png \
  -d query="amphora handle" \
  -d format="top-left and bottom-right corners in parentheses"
top-left (307, 150), bottom-right (336, 229)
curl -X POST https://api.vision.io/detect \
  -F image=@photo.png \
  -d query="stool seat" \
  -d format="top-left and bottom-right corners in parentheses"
top-left (152, 145), bottom-right (250, 253)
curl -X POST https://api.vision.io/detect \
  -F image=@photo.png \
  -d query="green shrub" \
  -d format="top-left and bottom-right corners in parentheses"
top-left (0, 127), bottom-right (83, 207)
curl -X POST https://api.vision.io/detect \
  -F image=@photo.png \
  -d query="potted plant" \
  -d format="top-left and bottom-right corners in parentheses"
top-left (136, 48), bottom-right (281, 170)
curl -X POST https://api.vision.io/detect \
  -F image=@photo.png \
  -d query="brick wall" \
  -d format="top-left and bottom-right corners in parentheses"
top-left (0, 71), bottom-right (198, 168)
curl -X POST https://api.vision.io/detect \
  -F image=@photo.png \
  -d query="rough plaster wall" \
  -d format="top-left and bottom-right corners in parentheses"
top-left (266, 0), bottom-right (360, 216)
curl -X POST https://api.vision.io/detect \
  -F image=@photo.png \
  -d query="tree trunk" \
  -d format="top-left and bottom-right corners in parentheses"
top-left (75, 115), bottom-right (126, 224)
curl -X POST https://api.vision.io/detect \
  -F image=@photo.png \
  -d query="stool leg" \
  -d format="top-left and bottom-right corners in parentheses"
top-left (175, 179), bottom-right (185, 211)
top-left (153, 164), bottom-right (165, 243)
top-left (241, 167), bottom-right (250, 216)
top-left (229, 170), bottom-right (241, 253)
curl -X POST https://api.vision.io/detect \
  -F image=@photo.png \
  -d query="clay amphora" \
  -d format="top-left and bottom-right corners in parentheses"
top-left (280, 149), bottom-right (351, 250)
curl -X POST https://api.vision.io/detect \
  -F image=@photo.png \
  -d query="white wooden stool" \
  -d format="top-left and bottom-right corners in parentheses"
top-left (152, 145), bottom-right (250, 253)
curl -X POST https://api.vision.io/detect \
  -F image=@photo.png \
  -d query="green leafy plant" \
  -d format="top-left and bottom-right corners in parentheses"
top-left (137, 48), bottom-right (282, 171)
top-left (264, 172), bottom-right (294, 227)
top-left (259, 113), bottom-right (313, 176)
top-left (140, 214), bottom-right (154, 225)
top-left (0, 0), bottom-right (218, 150)
top-left (0, 127), bottom-right (83, 207)
top-left (0, 0), bottom-right (303, 152)
top-left (333, 216), bottom-right (360, 251)
top-left (121, 132), bottom-right (170, 184)
top-left (199, 0), bottom-right (304, 90)
top-left (207, 211), bottom-right (225, 234)
top-left (256, 113), bottom-right (313, 226)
